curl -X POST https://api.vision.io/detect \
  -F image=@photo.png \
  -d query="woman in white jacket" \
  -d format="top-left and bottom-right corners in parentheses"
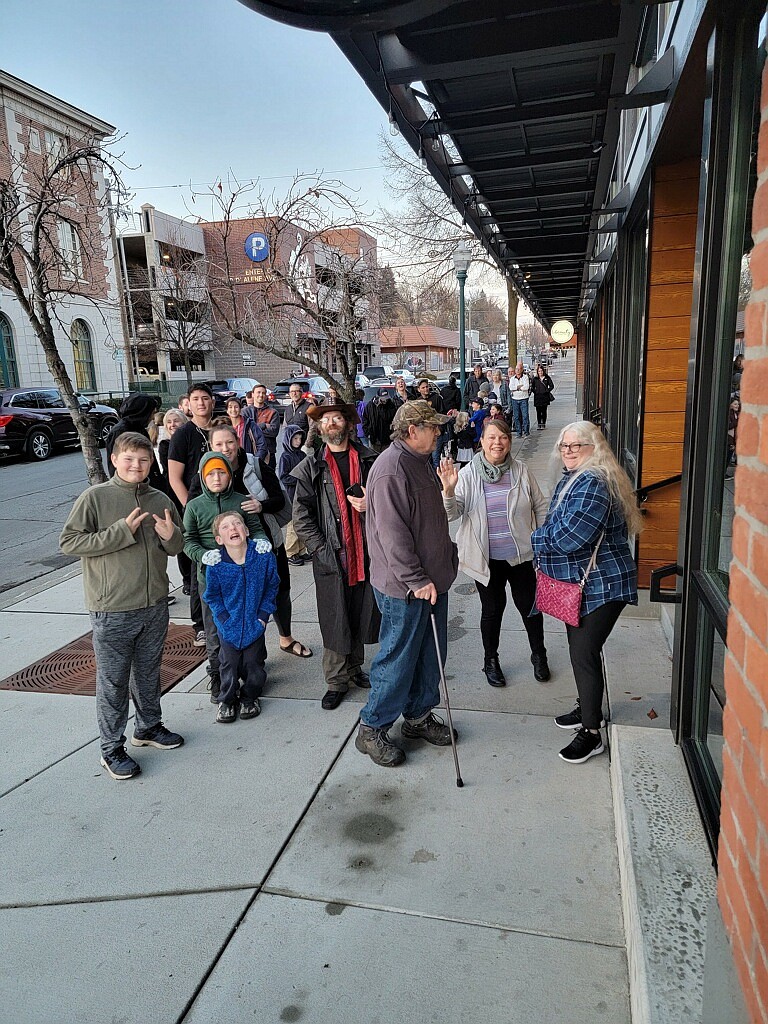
top-left (438, 418), bottom-right (550, 687)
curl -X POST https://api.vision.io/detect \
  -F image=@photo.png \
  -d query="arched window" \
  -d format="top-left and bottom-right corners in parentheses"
top-left (0, 314), bottom-right (19, 387)
top-left (71, 319), bottom-right (95, 391)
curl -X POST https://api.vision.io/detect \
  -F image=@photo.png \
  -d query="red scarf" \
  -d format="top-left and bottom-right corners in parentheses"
top-left (324, 445), bottom-right (365, 585)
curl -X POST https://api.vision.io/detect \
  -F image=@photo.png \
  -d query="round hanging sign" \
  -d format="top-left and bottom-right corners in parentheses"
top-left (550, 320), bottom-right (575, 344)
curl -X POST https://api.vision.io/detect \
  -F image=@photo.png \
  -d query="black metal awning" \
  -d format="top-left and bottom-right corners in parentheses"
top-left (239, 0), bottom-right (648, 329)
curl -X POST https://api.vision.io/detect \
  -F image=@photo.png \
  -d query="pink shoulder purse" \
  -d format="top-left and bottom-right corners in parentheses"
top-left (535, 533), bottom-right (604, 627)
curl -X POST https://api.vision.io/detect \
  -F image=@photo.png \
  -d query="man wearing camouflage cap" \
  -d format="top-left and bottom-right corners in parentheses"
top-left (357, 400), bottom-right (459, 767)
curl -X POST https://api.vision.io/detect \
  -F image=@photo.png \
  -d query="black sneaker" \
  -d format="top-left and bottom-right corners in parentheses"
top-left (193, 629), bottom-right (206, 647)
top-left (559, 728), bottom-right (605, 764)
top-left (216, 702), bottom-right (237, 724)
top-left (240, 698), bottom-right (261, 720)
top-left (131, 723), bottom-right (184, 749)
top-left (352, 670), bottom-right (371, 689)
top-left (554, 700), bottom-right (606, 730)
top-left (287, 555), bottom-right (305, 566)
top-left (100, 746), bottom-right (141, 780)
top-left (208, 674), bottom-right (221, 704)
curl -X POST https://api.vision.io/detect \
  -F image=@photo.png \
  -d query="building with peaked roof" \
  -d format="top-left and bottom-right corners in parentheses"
top-left (379, 325), bottom-right (460, 373)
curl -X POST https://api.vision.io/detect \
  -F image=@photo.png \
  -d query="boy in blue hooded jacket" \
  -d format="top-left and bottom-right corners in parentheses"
top-left (203, 511), bottom-right (280, 723)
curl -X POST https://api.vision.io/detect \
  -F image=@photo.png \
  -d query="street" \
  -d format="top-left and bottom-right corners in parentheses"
top-left (0, 449), bottom-right (94, 591)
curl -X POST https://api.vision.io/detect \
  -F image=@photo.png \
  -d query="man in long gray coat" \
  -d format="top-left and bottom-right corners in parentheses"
top-left (291, 403), bottom-right (380, 710)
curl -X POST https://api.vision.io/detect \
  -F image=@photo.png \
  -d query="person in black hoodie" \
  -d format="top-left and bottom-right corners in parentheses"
top-left (279, 424), bottom-right (309, 564)
top-left (441, 374), bottom-right (462, 413)
top-left (105, 394), bottom-right (164, 491)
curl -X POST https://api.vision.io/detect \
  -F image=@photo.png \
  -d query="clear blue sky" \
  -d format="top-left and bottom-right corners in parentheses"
top-left (1, 0), bottom-right (389, 221)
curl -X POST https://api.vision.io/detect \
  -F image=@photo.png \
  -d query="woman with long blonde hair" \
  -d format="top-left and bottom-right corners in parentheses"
top-left (532, 421), bottom-right (642, 764)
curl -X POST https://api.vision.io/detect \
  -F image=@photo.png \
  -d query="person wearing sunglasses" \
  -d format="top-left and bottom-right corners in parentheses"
top-left (531, 422), bottom-right (643, 764)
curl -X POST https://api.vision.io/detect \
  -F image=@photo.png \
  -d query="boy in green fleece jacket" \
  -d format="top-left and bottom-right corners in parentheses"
top-left (183, 451), bottom-right (269, 701)
top-left (60, 432), bottom-right (186, 780)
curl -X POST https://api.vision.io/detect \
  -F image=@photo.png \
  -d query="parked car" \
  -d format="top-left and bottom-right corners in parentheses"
top-left (361, 364), bottom-right (395, 380)
top-left (0, 387), bottom-right (119, 461)
top-left (225, 377), bottom-right (266, 404)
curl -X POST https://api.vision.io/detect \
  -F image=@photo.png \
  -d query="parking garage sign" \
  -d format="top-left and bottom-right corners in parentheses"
top-left (244, 232), bottom-right (269, 263)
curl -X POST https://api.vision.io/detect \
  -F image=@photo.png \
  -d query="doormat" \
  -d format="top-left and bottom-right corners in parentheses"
top-left (0, 624), bottom-right (206, 696)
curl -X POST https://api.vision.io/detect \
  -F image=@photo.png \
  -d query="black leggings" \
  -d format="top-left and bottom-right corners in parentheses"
top-left (565, 600), bottom-right (625, 729)
top-left (272, 543), bottom-right (293, 639)
top-left (535, 403), bottom-right (548, 427)
top-left (476, 559), bottom-right (546, 659)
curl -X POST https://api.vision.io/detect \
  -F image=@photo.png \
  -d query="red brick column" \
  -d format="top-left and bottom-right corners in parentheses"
top-left (718, 63), bottom-right (768, 1024)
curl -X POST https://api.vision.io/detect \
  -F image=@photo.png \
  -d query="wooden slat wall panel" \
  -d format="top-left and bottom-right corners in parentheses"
top-left (638, 159), bottom-right (699, 588)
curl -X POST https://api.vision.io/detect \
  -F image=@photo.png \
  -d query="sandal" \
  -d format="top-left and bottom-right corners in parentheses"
top-left (280, 639), bottom-right (313, 658)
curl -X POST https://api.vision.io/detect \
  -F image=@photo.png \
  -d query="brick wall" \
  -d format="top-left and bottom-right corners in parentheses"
top-left (718, 63), bottom-right (768, 1024)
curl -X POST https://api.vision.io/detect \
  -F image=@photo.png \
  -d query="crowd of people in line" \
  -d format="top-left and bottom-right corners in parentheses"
top-left (59, 359), bottom-right (641, 782)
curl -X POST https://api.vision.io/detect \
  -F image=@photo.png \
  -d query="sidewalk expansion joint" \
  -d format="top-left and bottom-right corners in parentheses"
top-left (0, 731), bottom-right (104, 801)
top-left (259, 888), bottom-right (627, 951)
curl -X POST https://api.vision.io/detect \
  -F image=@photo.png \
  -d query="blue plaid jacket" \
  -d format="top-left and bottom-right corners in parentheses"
top-left (531, 470), bottom-right (637, 614)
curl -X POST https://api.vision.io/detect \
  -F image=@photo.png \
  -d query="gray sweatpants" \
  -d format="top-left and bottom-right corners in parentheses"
top-left (90, 601), bottom-right (169, 756)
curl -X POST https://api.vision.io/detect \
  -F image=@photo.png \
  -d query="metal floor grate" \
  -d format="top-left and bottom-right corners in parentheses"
top-left (0, 624), bottom-right (206, 695)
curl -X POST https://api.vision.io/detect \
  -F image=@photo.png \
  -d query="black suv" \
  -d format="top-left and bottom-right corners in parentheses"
top-left (0, 388), bottom-right (119, 461)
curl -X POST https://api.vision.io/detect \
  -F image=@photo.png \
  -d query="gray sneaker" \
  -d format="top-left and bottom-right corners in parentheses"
top-left (355, 724), bottom-right (406, 767)
top-left (401, 712), bottom-right (456, 746)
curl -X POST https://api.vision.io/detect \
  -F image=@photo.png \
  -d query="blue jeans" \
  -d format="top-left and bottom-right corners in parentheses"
top-left (361, 589), bottom-right (448, 729)
top-left (431, 425), bottom-right (448, 468)
top-left (510, 399), bottom-right (530, 435)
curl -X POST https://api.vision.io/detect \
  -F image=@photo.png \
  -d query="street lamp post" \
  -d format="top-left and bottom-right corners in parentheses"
top-left (452, 241), bottom-right (472, 409)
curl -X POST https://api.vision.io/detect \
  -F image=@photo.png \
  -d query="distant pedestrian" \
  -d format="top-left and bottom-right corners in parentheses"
top-left (227, 396), bottom-right (266, 458)
top-left (415, 378), bottom-right (447, 467)
top-left (166, 382), bottom-right (215, 648)
top-left (158, 408), bottom-right (197, 608)
top-left (509, 362), bottom-right (531, 437)
top-left (393, 376), bottom-right (415, 407)
top-left (284, 382), bottom-right (313, 433)
top-left (532, 422), bottom-right (642, 764)
top-left (203, 512), bottom-right (279, 724)
top-left (490, 369), bottom-right (510, 409)
top-left (463, 363), bottom-right (485, 406)
top-left (60, 432), bottom-right (185, 781)
top-left (279, 424), bottom-right (309, 565)
top-left (454, 411), bottom-right (475, 466)
top-left (531, 365), bottom-right (555, 430)
top-left (441, 374), bottom-right (462, 412)
top-left (469, 397), bottom-right (488, 442)
top-left (357, 400), bottom-right (459, 768)
top-left (363, 388), bottom-right (397, 453)
top-left (245, 384), bottom-right (280, 464)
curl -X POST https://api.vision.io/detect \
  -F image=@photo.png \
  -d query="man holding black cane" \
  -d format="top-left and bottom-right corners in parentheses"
top-left (357, 401), bottom-right (459, 768)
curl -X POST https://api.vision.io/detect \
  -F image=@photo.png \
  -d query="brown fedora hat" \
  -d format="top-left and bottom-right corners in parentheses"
top-left (306, 402), bottom-right (361, 425)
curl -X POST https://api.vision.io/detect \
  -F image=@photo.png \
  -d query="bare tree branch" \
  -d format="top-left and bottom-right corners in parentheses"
top-left (0, 132), bottom-right (132, 482)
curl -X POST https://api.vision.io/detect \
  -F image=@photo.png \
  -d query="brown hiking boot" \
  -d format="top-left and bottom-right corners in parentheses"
top-left (355, 724), bottom-right (406, 767)
top-left (401, 712), bottom-right (456, 746)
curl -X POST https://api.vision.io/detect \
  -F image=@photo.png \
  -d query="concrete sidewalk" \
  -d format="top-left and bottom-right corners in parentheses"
top-left (0, 360), bottom-right (708, 1024)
